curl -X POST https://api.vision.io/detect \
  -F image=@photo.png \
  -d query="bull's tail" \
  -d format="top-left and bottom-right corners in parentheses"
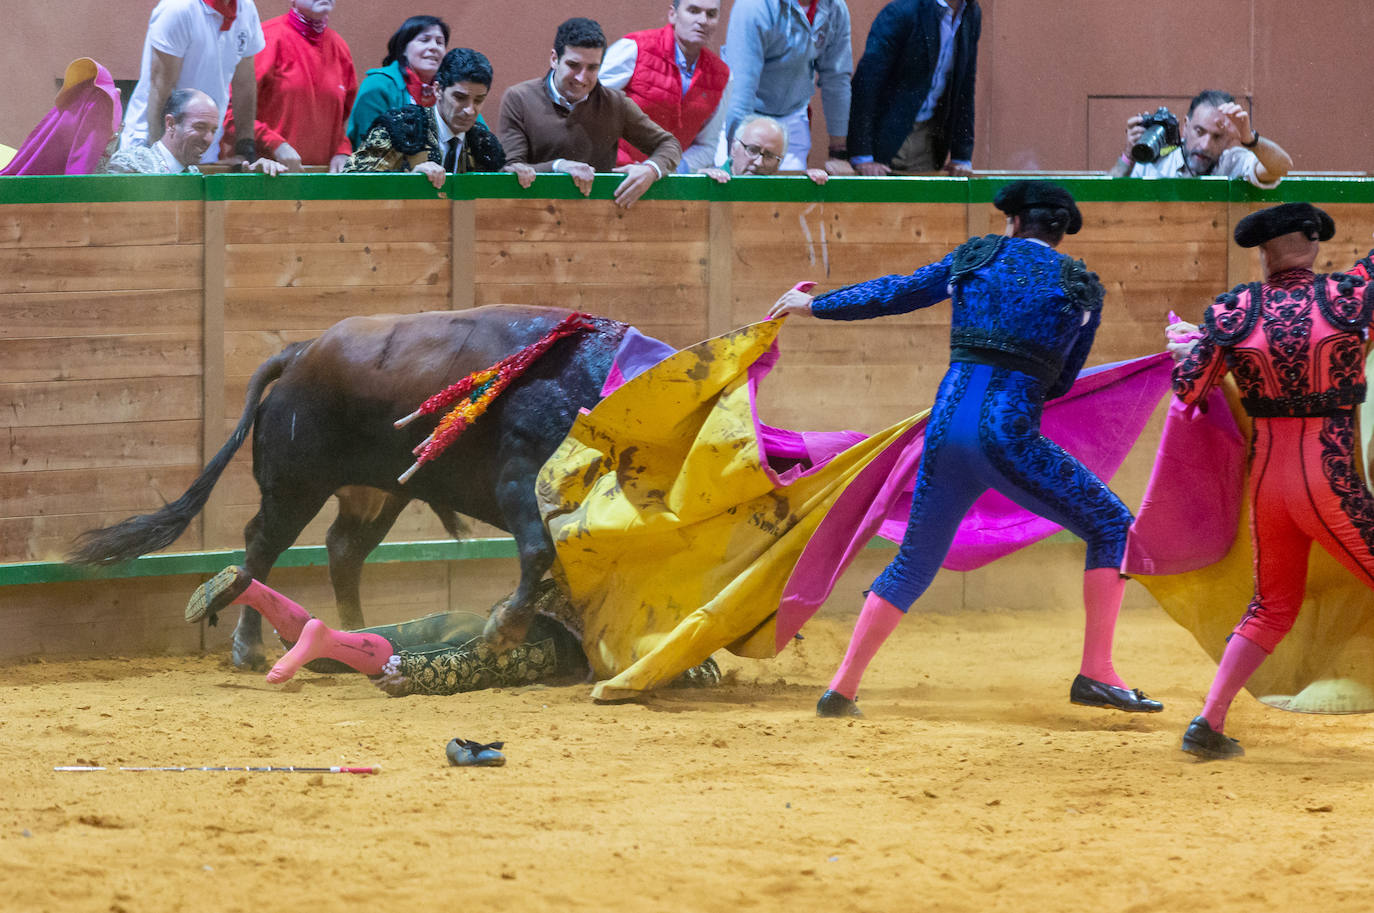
top-left (66, 344), bottom-right (307, 566)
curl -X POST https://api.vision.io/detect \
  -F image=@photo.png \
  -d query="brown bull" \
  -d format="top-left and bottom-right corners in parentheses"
top-left (69, 305), bottom-right (627, 669)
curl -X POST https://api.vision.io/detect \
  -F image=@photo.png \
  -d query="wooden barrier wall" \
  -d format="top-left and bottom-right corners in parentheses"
top-left (3, 173), bottom-right (1373, 660)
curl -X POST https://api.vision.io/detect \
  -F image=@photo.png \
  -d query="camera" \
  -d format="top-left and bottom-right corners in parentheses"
top-left (1130, 107), bottom-right (1181, 164)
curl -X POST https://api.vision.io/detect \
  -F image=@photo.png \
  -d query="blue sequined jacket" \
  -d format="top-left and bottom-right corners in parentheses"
top-left (810, 235), bottom-right (1105, 400)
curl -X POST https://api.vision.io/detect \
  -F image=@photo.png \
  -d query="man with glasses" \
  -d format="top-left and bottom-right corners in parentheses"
top-left (702, 114), bottom-right (828, 183)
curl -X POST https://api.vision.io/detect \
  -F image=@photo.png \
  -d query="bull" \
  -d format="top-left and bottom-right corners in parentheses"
top-left (69, 305), bottom-right (627, 669)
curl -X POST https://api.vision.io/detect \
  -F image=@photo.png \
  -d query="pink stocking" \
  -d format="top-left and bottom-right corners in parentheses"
top-left (1200, 633), bottom-right (1268, 732)
top-left (1080, 567), bottom-right (1126, 688)
top-left (266, 618), bottom-right (394, 684)
top-left (235, 579), bottom-right (312, 642)
top-left (828, 591), bottom-right (905, 700)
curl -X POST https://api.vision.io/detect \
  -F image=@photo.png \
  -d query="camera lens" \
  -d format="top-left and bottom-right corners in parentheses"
top-left (1131, 125), bottom-right (1168, 164)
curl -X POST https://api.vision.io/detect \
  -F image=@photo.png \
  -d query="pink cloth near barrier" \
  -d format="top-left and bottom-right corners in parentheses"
top-left (1122, 388), bottom-right (1244, 576)
top-left (1, 59), bottom-right (122, 176)
top-left (774, 353), bottom-right (1175, 649)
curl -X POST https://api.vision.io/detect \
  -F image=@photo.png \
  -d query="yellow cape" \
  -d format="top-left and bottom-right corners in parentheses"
top-left (537, 321), bottom-right (922, 700)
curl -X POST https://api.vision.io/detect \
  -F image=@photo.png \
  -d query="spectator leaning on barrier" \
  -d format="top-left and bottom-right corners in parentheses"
top-left (346, 16), bottom-right (449, 150)
top-left (702, 114), bottom-right (828, 184)
top-left (107, 88), bottom-right (285, 175)
top-left (720, 0), bottom-right (852, 171)
top-left (220, 0), bottom-right (358, 172)
top-left (1108, 89), bottom-right (1292, 188)
top-left (120, 0), bottom-right (266, 165)
top-left (343, 48), bottom-right (505, 189)
top-left (599, 0), bottom-right (731, 174)
top-left (847, 0), bottom-right (980, 177)
top-left (498, 17), bottom-right (682, 210)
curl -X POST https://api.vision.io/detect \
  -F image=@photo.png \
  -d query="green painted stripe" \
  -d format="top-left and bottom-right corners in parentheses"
top-left (0, 538), bottom-right (519, 587)
top-left (0, 174), bottom-right (203, 203)
top-left (0, 535), bottom-right (907, 587)
top-left (6, 173), bottom-right (1371, 205)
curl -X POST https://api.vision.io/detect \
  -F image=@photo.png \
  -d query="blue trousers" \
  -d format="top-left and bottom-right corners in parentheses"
top-left (872, 362), bottom-right (1132, 611)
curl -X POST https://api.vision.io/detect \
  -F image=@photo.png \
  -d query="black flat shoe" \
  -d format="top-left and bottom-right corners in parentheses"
top-left (816, 690), bottom-right (863, 718)
top-left (1069, 674), bottom-right (1163, 713)
top-left (1181, 716), bottom-right (1244, 760)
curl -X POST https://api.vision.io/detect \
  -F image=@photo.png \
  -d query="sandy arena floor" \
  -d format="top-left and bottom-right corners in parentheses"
top-left (4, 600), bottom-right (1374, 912)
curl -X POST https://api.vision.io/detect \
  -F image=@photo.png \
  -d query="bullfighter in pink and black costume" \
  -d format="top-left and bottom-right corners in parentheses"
top-left (1171, 203), bottom-right (1374, 759)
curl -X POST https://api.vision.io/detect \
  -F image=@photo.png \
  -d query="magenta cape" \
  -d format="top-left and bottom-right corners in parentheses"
top-left (773, 353), bottom-right (1176, 650)
top-left (1, 58), bottom-right (122, 176)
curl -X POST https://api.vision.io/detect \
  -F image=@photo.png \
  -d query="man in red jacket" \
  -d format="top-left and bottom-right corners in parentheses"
top-left (600, 0), bottom-right (730, 174)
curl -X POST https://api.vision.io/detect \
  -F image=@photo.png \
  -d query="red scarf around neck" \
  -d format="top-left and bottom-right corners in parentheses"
top-left (403, 65), bottom-right (438, 107)
top-left (287, 7), bottom-right (328, 44)
top-left (202, 0), bottom-right (238, 31)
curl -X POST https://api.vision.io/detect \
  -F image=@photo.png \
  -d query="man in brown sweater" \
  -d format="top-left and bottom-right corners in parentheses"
top-left (499, 17), bottom-right (682, 208)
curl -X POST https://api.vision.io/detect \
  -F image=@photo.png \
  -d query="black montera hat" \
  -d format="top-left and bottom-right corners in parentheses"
top-left (993, 180), bottom-right (1083, 234)
top-left (1234, 202), bottom-right (1335, 248)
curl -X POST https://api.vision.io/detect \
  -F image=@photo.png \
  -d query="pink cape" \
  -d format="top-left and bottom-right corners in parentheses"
top-left (1, 59), bottom-right (123, 176)
top-left (772, 353), bottom-right (1177, 649)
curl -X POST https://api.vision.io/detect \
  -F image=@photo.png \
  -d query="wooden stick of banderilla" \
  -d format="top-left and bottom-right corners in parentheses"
top-left (55, 765), bottom-right (379, 774)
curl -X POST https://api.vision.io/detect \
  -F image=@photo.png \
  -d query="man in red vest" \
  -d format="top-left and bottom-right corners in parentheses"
top-left (600, 0), bottom-right (731, 174)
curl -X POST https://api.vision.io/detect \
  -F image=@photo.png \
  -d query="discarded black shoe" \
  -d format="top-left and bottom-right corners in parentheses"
top-left (446, 738), bottom-right (506, 767)
top-left (1181, 716), bottom-right (1244, 760)
top-left (1069, 674), bottom-right (1163, 713)
top-left (816, 690), bottom-right (863, 718)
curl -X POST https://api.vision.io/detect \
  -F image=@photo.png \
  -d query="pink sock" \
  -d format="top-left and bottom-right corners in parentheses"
top-left (828, 591), bottom-right (905, 700)
top-left (1200, 633), bottom-right (1268, 732)
top-left (236, 579), bottom-right (312, 642)
top-left (266, 618), bottom-right (394, 684)
top-left (1079, 567), bottom-right (1126, 688)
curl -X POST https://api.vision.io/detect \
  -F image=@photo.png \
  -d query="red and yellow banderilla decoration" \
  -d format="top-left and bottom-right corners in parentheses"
top-left (394, 312), bottom-right (597, 483)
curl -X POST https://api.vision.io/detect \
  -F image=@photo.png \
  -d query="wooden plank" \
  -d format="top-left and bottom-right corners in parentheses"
top-left (222, 328), bottom-right (320, 378)
top-left (0, 465), bottom-right (202, 520)
top-left (222, 198), bottom-right (449, 244)
top-left (224, 285), bottom-right (452, 331)
top-left (0, 508), bottom-right (207, 565)
top-left (1063, 240), bottom-right (1228, 283)
top-left (1, 420), bottom-right (201, 473)
top-left (0, 245), bottom-right (204, 293)
top-left (0, 575), bottom-right (207, 660)
top-left (452, 199), bottom-right (475, 310)
top-left (224, 241), bottom-right (449, 288)
top-left (0, 333), bottom-right (200, 384)
top-left (707, 201), bottom-right (733, 339)
top-left (1076, 200), bottom-right (1228, 243)
top-left (730, 241), bottom-right (969, 287)
top-left (0, 289), bottom-right (201, 339)
top-left (472, 283), bottom-right (708, 345)
top-left (475, 240), bottom-right (708, 286)
top-left (203, 199), bottom-right (229, 550)
top-left (0, 376), bottom-right (201, 428)
top-left (0, 200), bottom-right (203, 248)
top-left (730, 201), bottom-right (968, 246)
top-left (475, 198), bottom-right (708, 242)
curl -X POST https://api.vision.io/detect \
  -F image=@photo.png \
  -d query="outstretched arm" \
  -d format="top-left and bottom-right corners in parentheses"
top-left (808, 254), bottom-right (955, 321)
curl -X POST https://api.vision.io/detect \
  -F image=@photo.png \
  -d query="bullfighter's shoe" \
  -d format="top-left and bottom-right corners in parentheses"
top-left (817, 689), bottom-right (863, 718)
top-left (1181, 717), bottom-right (1244, 761)
top-left (185, 565), bottom-right (252, 624)
top-left (1070, 674), bottom-right (1163, 713)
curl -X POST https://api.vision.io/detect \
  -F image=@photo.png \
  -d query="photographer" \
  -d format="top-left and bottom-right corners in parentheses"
top-left (1108, 89), bottom-right (1291, 188)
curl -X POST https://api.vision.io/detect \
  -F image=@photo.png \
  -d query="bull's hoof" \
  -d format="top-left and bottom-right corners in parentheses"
top-left (231, 635), bottom-right (268, 671)
top-left (186, 565), bottom-right (251, 625)
top-left (482, 607), bottom-right (533, 653)
top-left (670, 657), bottom-right (722, 688)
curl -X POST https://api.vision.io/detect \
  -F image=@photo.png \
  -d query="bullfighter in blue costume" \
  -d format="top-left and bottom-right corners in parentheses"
top-left (768, 180), bottom-right (1162, 718)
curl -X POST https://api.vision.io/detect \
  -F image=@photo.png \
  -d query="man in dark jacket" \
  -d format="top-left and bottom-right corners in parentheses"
top-left (344, 48), bottom-right (505, 188)
top-left (847, 0), bottom-right (980, 176)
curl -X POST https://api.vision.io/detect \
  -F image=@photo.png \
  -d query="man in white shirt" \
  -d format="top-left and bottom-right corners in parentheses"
top-left (120, 0), bottom-right (267, 165)
top-left (1109, 89), bottom-right (1292, 188)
